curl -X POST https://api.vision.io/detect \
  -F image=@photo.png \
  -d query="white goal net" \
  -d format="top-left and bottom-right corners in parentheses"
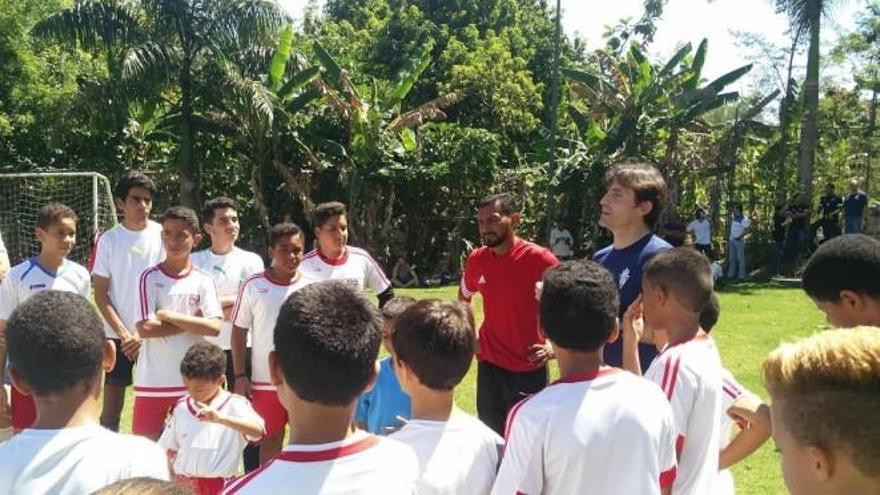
top-left (0, 172), bottom-right (117, 267)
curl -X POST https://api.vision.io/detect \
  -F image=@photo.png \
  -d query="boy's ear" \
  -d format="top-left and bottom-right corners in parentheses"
top-left (8, 368), bottom-right (32, 397)
top-left (192, 233), bottom-right (203, 246)
top-left (607, 318), bottom-right (620, 344)
top-left (806, 445), bottom-right (834, 483)
top-left (102, 340), bottom-right (116, 373)
top-left (838, 290), bottom-right (864, 313)
top-left (114, 198), bottom-right (125, 211)
top-left (268, 351), bottom-right (284, 386)
top-left (638, 199), bottom-right (654, 218)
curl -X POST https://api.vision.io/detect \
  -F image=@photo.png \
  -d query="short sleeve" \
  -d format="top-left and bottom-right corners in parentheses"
top-left (742, 217), bottom-right (752, 229)
top-left (157, 407), bottom-right (180, 453)
top-left (459, 252), bottom-right (479, 301)
top-left (0, 273), bottom-right (19, 320)
top-left (535, 248), bottom-right (559, 277)
top-left (79, 271), bottom-right (92, 299)
top-left (364, 254), bottom-right (391, 294)
top-left (138, 269), bottom-right (157, 323)
top-left (231, 281), bottom-right (254, 330)
top-left (231, 397), bottom-right (266, 443)
top-left (657, 400), bottom-right (678, 489)
top-left (0, 231), bottom-right (6, 256)
top-left (247, 254), bottom-right (265, 277)
top-left (491, 402), bottom-right (544, 495)
top-left (721, 369), bottom-right (746, 411)
top-left (199, 277), bottom-right (223, 319)
top-left (90, 232), bottom-right (111, 278)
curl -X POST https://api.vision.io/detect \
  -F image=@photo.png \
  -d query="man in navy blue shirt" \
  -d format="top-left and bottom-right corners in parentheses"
top-left (593, 162), bottom-right (671, 372)
top-left (844, 179), bottom-right (868, 234)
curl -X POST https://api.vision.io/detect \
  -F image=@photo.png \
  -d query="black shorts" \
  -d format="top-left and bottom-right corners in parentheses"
top-left (477, 361), bottom-right (547, 436)
top-left (105, 338), bottom-right (134, 386)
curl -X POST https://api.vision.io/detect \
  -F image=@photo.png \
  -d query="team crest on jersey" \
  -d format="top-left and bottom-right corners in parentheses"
top-left (618, 268), bottom-right (630, 289)
top-left (29, 283), bottom-right (46, 290)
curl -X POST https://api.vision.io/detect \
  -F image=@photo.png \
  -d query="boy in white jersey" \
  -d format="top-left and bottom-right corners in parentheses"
top-left (193, 197), bottom-right (263, 471)
top-left (390, 299), bottom-right (503, 495)
top-left (763, 327), bottom-right (880, 495)
top-left (0, 203), bottom-right (91, 432)
top-left (0, 229), bottom-right (9, 281)
top-left (221, 281), bottom-right (419, 495)
top-left (231, 222), bottom-right (312, 464)
top-left (159, 342), bottom-right (264, 495)
top-left (0, 291), bottom-right (168, 494)
top-left (299, 201), bottom-right (394, 307)
top-left (697, 294), bottom-right (770, 495)
top-left (92, 171), bottom-right (164, 432)
top-left (134, 206), bottom-right (223, 440)
top-left (494, 261), bottom-right (677, 495)
top-left (622, 248), bottom-right (723, 495)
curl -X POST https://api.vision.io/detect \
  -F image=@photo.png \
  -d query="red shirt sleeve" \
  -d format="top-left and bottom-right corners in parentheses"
top-left (459, 250), bottom-right (480, 301)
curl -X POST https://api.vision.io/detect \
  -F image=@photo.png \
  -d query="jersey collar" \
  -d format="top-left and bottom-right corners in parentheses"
top-left (275, 432), bottom-right (379, 462)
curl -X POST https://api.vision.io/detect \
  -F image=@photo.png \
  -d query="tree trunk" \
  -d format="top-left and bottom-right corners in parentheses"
top-left (796, 0), bottom-right (821, 201)
top-left (178, 61), bottom-right (200, 209)
top-left (776, 32), bottom-right (801, 202)
top-left (866, 79), bottom-right (877, 196)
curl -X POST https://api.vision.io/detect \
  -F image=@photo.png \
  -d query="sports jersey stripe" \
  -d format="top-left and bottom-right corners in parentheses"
top-left (722, 385), bottom-right (740, 399)
top-left (666, 357), bottom-right (682, 400)
top-left (231, 272), bottom-right (265, 324)
top-left (660, 358), bottom-right (672, 392)
top-left (274, 435), bottom-right (379, 462)
top-left (675, 434), bottom-right (685, 456)
top-left (503, 395), bottom-right (534, 442)
top-left (139, 266), bottom-right (159, 321)
top-left (660, 466), bottom-right (677, 488)
top-left (222, 458), bottom-right (277, 494)
top-left (348, 247), bottom-right (391, 285)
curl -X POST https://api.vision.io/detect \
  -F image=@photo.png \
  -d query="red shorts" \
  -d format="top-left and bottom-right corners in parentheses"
top-left (10, 387), bottom-right (36, 430)
top-left (251, 389), bottom-right (287, 437)
top-left (133, 395), bottom-right (182, 438)
top-left (176, 475), bottom-right (227, 495)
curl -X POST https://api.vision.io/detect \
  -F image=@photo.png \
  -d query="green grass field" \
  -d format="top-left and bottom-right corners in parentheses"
top-left (119, 283), bottom-right (827, 494)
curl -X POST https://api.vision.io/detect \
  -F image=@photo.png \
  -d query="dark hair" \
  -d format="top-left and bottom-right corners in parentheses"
top-left (161, 206), bottom-right (201, 235)
top-left (644, 248), bottom-right (713, 313)
top-left (313, 201), bottom-right (347, 229)
top-left (475, 193), bottom-right (517, 215)
top-left (94, 477), bottom-right (194, 495)
top-left (274, 281), bottom-right (381, 405)
top-left (604, 162), bottom-right (667, 228)
top-left (392, 299), bottom-right (475, 390)
top-left (539, 261), bottom-right (619, 351)
top-left (732, 202), bottom-right (743, 211)
top-left (380, 296), bottom-right (417, 321)
top-left (180, 341), bottom-right (226, 380)
top-left (113, 171), bottom-right (157, 201)
top-left (699, 293), bottom-right (721, 332)
top-left (202, 197), bottom-right (238, 224)
top-left (6, 291), bottom-right (104, 395)
top-left (36, 203), bottom-right (78, 230)
top-left (268, 222), bottom-right (304, 247)
top-left (803, 234), bottom-right (880, 302)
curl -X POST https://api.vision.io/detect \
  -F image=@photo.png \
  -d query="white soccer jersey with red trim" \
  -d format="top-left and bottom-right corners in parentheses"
top-left (390, 413), bottom-right (503, 495)
top-left (298, 247), bottom-right (391, 294)
top-left (221, 431), bottom-right (419, 495)
top-left (715, 367), bottom-right (747, 495)
top-left (492, 368), bottom-right (678, 495)
top-left (135, 265), bottom-right (223, 398)
top-left (645, 332), bottom-right (723, 495)
top-left (192, 247), bottom-right (264, 349)
top-left (231, 271), bottom-right (313, 391)
top-left (158, 391), bottom-right (265, 478)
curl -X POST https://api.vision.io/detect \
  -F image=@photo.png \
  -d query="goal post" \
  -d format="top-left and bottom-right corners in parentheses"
top-left (0, 172), bottom-right (118, 267)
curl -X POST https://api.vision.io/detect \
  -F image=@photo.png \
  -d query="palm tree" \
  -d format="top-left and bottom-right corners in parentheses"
top-left (774, 0), bottom-right (841, 200)
top-left (35, 0), bottom-right (286, 208)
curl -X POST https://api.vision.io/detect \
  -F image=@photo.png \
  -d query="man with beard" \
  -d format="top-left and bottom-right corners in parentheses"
top-left (459, 193), bottom-right (558, 435)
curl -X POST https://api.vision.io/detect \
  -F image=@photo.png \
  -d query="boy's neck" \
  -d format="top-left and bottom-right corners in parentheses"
top-left (612, 223), bottom-right (651, 250)
top-left (662, 316), bottom-right (702, 345)
top-left (122, 217), bottom-right (148, 231)
top-left (287, 395), bottom-right (358, 445)
top-left (161, 256), bottom-right (191, 274)
top-left (409, 385), bottom-right (455, 422)
top-left (32, 384), bottom-right (101, 430)
top-left (267, 265), bottom-right (299, 283)
top-left (211, 241), bottom-right (235, 256)
top-left (320, 244), bottom-right (345, 260)
top-left (36, 252), bottom-right (65, 272)
top-left (556, 348), bottom-right (605, 378)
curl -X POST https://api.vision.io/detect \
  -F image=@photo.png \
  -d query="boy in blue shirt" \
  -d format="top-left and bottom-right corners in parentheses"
top-left (355, 297), bottom-right (416, 434)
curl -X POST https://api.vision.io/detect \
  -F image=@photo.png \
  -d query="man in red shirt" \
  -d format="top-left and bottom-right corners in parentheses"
top-left (459, 193), bottom-right (559, 435)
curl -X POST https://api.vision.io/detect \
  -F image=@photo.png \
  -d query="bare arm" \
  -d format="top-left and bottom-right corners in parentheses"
top-left (231, 326), bottom-right (251, 399)
top-left (719, 393), bottom-right (771, 470)
top-left (0, 254), bottom-right (9, 282)
top-left (137, 319), bottom-right (185, 338)
top-left (621, 296), bottom-right (644, 376)
top-left (93, 276), bottom-right (132, 341)
top-left (157, 310), bottom-right (222, 337)
top-left (196, 403), bottom-right (264, 440)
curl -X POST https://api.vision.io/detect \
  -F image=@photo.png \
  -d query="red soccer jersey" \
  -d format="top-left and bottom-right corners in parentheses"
top-left (459, 237), bottom-right (559, 372)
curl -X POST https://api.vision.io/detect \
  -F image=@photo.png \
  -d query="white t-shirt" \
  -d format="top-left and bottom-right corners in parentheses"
top-left (715, 368), bottom-right (747, 495)
top-left (390, 412), bottom-right (503, 495)
top-left (728, 217), bottom-right (751, 241)
top-left (0, 231), bottom-right (6, 257)
top-left (221, 431), bottom-right (419, 495)
top-left (91, 221), bottom-right (165, 339)
top-left (549, 227), bottom-right (573, 257)
top-left (687, 219), bottom-right (711, 245)
top-left (231, 272), bottom-right (314, 390)
top-left (645, 333), bottom-right (723, 495)
top-left (298, 247), bottom-right (391, 294)
top-left (492, 368), bottom-right (678, 495)
top-left (135, 265), bottom-right (223, 398)
top-left (0, 258), bottom-right (91, 320)
top-left (0, 424), bottom-right (168, 495)
top-left (191, 247), bottom-right (264, 350)
top-left (158, 391), bottom-right (265, 478)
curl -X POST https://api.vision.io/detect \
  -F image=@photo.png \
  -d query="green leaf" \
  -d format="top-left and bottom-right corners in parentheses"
top-left (386, 40), bottom-right (434, 109)
top-left (286, 87), bottom-right (322, 114)
top-left (312, 40), bottom-right (342, 83)
top-left (704, 64), bottom-right (753, 93)
top-left (659, 43), bottom-right (692, 77)
top-left (686, 39), bottom-right (708, 91)
top-left (562, 68), bottom-right (600, 87)
top-left (279, 66), bottom-right (320, 101)
top-left (400, 128), bottom-right (417, 152)
top-left (268, 25), bottom-right (294, 92)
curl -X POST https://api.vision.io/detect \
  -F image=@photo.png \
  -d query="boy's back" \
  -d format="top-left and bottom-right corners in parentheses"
top-left (391, 411), bottom-right (502, 495)
top-left (645, 333), bottom-right (723, 495)
top-left (221, 431), bottom-right (418, 494)
top-left (492, 369), bottom-right (677, 495)
top-left (0, 424), bottom-right (167, 495)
